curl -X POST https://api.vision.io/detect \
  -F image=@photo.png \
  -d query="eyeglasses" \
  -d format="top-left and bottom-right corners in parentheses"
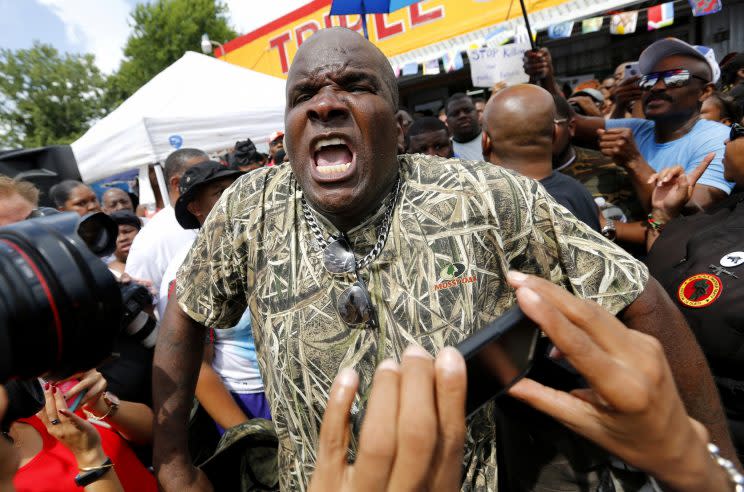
top-left (323, 235), bottom-right (378, 329)
top-left (731, 123), bottom-right (744, 142)
top-left (639, 69), bottom-right (709, 91)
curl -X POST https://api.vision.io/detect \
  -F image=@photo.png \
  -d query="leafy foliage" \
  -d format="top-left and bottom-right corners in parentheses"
top-left (0, 42), bottom-right (111, 148)
top-left (107, 0), bottom-right (236, 105)
top-left (0, 1), bottom-right (237, 148)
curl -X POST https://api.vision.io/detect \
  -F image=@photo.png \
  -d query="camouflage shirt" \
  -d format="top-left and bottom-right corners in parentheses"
top-left (177, 154), bottom-right (649, 491)
top-left (559, 146), bottom-right (645, 222)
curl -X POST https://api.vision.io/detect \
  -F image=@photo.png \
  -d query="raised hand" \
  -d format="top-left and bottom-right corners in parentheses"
top-left (523, 48), bottom-right (553, 82)
top-left (38, 382), bottom-right (106, 469)
top-left (648, 153), bottom-right (714, 221)
top-left (505, 271), bottom-right (729, 492)
top-left (597, 128), bottom-right (643, 167)
top-left (309, 345), bottom-right (466, 492)
top-left (612, 75), bottom-right (643, 112)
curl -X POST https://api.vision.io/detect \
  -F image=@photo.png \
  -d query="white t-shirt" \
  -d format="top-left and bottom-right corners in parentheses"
top-left (452, 134), bottom-right (484, 161)
top-left (160, 241), bottom-right (263, 394)
top-left (158, 242), bottom-right (192, 320)
top-left (125, 207), bottom-right (197, 296)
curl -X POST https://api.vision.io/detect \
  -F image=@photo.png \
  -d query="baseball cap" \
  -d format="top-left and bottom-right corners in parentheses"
top-left (175, 161), bottom-right (244, 229)
top-left (571, 88), bottom-right (605, 104)
top-left (639, 38), bottom-right (720, 84)
top-left (269, 131), bottom-right (284, 144)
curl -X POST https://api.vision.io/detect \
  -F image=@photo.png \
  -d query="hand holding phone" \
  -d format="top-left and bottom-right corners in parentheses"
top-left (57, 370), bottom-right (107, 412)
top-left (503, 272), bottom-right (719, 491)
top-left (456, 305), bottom-right (540, 417)
top-left (623, 61), bottom-right (640, 80)
top-left (56, 379), bottom-right (87, 412)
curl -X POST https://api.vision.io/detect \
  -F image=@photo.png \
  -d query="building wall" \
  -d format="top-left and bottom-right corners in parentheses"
top-left (702, 0), bottom-right (744, 59)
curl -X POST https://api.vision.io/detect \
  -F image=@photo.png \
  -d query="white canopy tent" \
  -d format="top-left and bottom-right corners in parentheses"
top-left (73, 51), bottom-right (286, 183)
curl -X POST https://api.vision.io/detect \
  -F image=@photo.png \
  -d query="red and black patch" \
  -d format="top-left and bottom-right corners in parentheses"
top-left (677, 273), bottom-right (722, 308)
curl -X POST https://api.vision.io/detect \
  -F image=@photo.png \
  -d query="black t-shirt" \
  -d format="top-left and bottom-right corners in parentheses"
top-left (540, 171), bottom-right (601, 232)
top-left (645, 194), bottom-right (744, 383)
top-left (99, 335), bottom-right (153, 406)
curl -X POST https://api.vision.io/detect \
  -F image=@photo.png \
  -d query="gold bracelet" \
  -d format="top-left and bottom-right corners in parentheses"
top-left (79, 457), bottom-right (114, 472)
top-left (79, 463), bottom-right (114, 472)
top-left (83, 406), bottom-right (113, 421)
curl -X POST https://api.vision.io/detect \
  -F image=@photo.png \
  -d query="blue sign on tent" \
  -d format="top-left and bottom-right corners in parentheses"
top-left (169, 135), bottom-right (183, 149)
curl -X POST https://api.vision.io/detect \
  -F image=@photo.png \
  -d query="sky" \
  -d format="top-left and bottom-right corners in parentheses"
top-left (0, 0), bottom-right (309, 73)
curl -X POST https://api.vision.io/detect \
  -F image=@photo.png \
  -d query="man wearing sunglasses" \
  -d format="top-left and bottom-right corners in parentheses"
top-left (153, 29), bottom-right (737, 491)
top-left (526, 38), bottom-right (733, 215)
top-left (644, 122), bottom-right (744, 463)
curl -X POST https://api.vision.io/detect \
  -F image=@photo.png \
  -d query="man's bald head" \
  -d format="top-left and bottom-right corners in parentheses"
top-left (287, 27), bottom-right (399, 109)
top-left (102, 187), bottom-right (134, 214)
top-left (483, 84), bottom-right (556, 162)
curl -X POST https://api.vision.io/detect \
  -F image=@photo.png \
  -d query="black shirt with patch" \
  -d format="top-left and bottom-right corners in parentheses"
top-left (645, 193), bottom-right (744, 460)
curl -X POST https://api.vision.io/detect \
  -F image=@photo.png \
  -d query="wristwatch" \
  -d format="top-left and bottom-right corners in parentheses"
top-left (601, 219), bottom-right (617, 241)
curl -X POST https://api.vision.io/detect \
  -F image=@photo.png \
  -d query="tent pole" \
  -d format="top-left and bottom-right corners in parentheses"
top-left (519, 0), bottom-right (537, 51)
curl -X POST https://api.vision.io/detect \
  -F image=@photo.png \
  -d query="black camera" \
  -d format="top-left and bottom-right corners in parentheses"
top-left (0, 210), bottom-right (122, 382)
top-left (120, 282), bottom-right (158, 348)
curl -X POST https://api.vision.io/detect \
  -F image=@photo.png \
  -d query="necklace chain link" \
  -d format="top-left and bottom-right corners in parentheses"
top-left (301, 176), bottom-right (401, 270)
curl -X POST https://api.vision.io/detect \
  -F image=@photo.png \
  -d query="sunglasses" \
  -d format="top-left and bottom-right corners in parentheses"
top-left (323, 235), bottom-right (378, 329)
top-left (731, 123), bottom-right (744, 142)
top-left (639, 69), bottom-right (709, 91)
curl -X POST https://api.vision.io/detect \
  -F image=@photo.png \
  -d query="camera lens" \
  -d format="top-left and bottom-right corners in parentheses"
top-left (0, 212), bottom-right (122, 381)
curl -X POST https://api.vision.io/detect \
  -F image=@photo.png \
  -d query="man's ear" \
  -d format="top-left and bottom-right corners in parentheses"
top-left (700, 83), bottom-right (715, 102)
top-left (568, 117), bottom-right (577, 138)
top-left (481, 131), bottom-right (491, 162)
top-left (396, 120), bottom-right (405, 149)
top-left (169, 175), bottom-right (180, 194)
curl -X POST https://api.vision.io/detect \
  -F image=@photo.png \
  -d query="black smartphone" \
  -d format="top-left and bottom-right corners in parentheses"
top-left (456, 305), bottom-right (540, 417)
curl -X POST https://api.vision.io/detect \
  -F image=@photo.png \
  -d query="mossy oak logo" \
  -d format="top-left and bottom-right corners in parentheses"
top-left (435, 262), bottom-right (477, 291)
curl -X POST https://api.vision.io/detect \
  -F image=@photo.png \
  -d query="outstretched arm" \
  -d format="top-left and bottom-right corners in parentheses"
top-left (646, 154), bottom-right (716, 250)
top-left (152, 301), bottom-right (213, 492)
top-left (195, 344), bottom-right (249, 431)
top-left (523, 47), bottom-right (606, 146)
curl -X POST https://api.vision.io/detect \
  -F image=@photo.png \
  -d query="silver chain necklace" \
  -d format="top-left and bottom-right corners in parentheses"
top-left (301, 176), bottom-right (401, 270)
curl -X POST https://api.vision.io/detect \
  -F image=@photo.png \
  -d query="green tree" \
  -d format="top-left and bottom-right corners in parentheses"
top-left (107, 0), bottom-right (236, 105)
top-left (0, 42), bottom-right (110, 149)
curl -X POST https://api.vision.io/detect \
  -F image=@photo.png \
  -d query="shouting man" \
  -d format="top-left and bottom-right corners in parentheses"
top-left (154, 28), bottom-right (735, 491)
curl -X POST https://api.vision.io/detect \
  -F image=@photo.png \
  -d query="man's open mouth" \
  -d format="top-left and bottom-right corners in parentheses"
top-left (313, 137), bottom-right (354, 176)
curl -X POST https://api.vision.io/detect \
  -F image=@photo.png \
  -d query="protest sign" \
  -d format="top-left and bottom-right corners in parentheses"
top-left (467, 43), bottom-right (530, 88)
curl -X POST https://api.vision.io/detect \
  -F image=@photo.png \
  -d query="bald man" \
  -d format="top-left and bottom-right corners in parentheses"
top-left (154, 28), bottom-right (736, 491)
top-left (482, 84), bottom-right (601, 232)
top-left (101, 187), bottom-right (134, 214)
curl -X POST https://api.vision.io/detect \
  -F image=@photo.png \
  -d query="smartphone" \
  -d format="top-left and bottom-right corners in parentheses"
top-left (456, 305), bottom-right (540, 418)
top-left (623, 61), bottom-right (640, 80)
top-left (56, 379), bottom-right (87, 412)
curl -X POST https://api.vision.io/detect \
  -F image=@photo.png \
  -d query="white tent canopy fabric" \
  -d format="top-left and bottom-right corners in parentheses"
top-left (73, 51), bottom-right (286, 183)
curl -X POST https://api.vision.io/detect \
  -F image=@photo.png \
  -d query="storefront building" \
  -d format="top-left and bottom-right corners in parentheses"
top-left (218, 0), bottom-right (742, 114)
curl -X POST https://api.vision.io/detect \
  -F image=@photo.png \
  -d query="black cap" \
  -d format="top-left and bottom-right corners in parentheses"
top-left (109, 210), bottom-right (142, 230)
top-left (175, 161), bottom-right (243, 229)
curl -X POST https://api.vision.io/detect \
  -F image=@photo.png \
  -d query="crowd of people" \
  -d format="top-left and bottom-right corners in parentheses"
top-left (1, 25), bottom-right (744, 492)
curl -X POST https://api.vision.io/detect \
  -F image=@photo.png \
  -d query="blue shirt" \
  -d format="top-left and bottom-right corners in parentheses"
top-left (605, 118), bottom-right (733, 194)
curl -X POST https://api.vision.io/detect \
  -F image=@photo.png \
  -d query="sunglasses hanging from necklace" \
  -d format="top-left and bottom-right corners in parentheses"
top-left (301, 176), bottom-right (402, 328)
